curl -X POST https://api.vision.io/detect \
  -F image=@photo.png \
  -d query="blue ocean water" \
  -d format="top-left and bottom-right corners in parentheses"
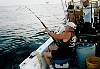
top-left (0, 4), bottom-right (64, 69)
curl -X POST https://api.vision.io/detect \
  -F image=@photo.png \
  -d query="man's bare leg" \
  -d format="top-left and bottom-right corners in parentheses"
top-left (43, 44), bottom-right (58, 69)
top-left (43, 52), bottom-right (52, 65)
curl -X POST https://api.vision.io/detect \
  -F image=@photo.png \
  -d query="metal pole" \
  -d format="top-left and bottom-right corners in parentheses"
top-left (91, 0), bottom-right (93, 25)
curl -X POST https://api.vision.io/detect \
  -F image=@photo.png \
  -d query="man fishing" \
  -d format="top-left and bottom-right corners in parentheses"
top-left (44, 22), bottom-right (77, 69)
top-left (25, 4), bottom-right (77, 69)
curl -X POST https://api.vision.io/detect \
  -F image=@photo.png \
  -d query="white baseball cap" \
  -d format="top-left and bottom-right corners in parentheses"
top-left (66, 22), bottom-right (77, 29)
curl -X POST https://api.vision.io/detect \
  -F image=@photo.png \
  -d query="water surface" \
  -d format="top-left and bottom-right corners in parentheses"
top-left (0, 4), bottom-right (64, 69)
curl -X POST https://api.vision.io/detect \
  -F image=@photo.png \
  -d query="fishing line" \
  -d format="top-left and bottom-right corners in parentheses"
top-left (25, 6), bottom-right (47, 29)
top-left (24, 5), bottom-right (64, 33)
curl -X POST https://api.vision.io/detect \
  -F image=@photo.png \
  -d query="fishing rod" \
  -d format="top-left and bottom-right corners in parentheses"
top-left (25, 6), bottom-right (47, 29)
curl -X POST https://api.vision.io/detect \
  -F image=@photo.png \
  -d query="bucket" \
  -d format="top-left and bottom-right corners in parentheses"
top-left (76, 43), bottom-right (96, 69)
top-left (86, 56), bottom-right (100, 69)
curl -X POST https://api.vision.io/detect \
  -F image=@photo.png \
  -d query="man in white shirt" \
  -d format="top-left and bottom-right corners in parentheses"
top-left (83, 7), bottom-right (92, 23)
top-left (82, 0), bottom-right (93, 23)
top-left (81, 0), bottom-right (96, 34)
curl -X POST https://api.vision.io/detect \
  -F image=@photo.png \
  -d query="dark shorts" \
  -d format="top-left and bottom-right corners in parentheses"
top-left (52, 47), bottom-right (74, 60)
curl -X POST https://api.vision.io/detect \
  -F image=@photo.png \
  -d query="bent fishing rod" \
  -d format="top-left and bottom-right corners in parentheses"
top-left (25, 6), bottom-right (58, 41)
top-left (25, 6), bottom-right (47, 29)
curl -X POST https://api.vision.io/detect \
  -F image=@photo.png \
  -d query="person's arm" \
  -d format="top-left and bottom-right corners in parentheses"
top-left (45, 28), bottom-right (72, 42)
top-left (48, 31), bottom-right (65, 40)
top-left (48, 31), bottom-right (72, 42)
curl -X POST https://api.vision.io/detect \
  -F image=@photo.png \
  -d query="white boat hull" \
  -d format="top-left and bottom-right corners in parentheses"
top-left (20, 55), bottom-right (47, 69)
top-left (19, 37), bottom-right (54, 69)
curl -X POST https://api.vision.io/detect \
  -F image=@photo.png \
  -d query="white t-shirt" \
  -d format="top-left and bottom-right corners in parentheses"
top-left (83, 6), bottom-right (94, 23)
